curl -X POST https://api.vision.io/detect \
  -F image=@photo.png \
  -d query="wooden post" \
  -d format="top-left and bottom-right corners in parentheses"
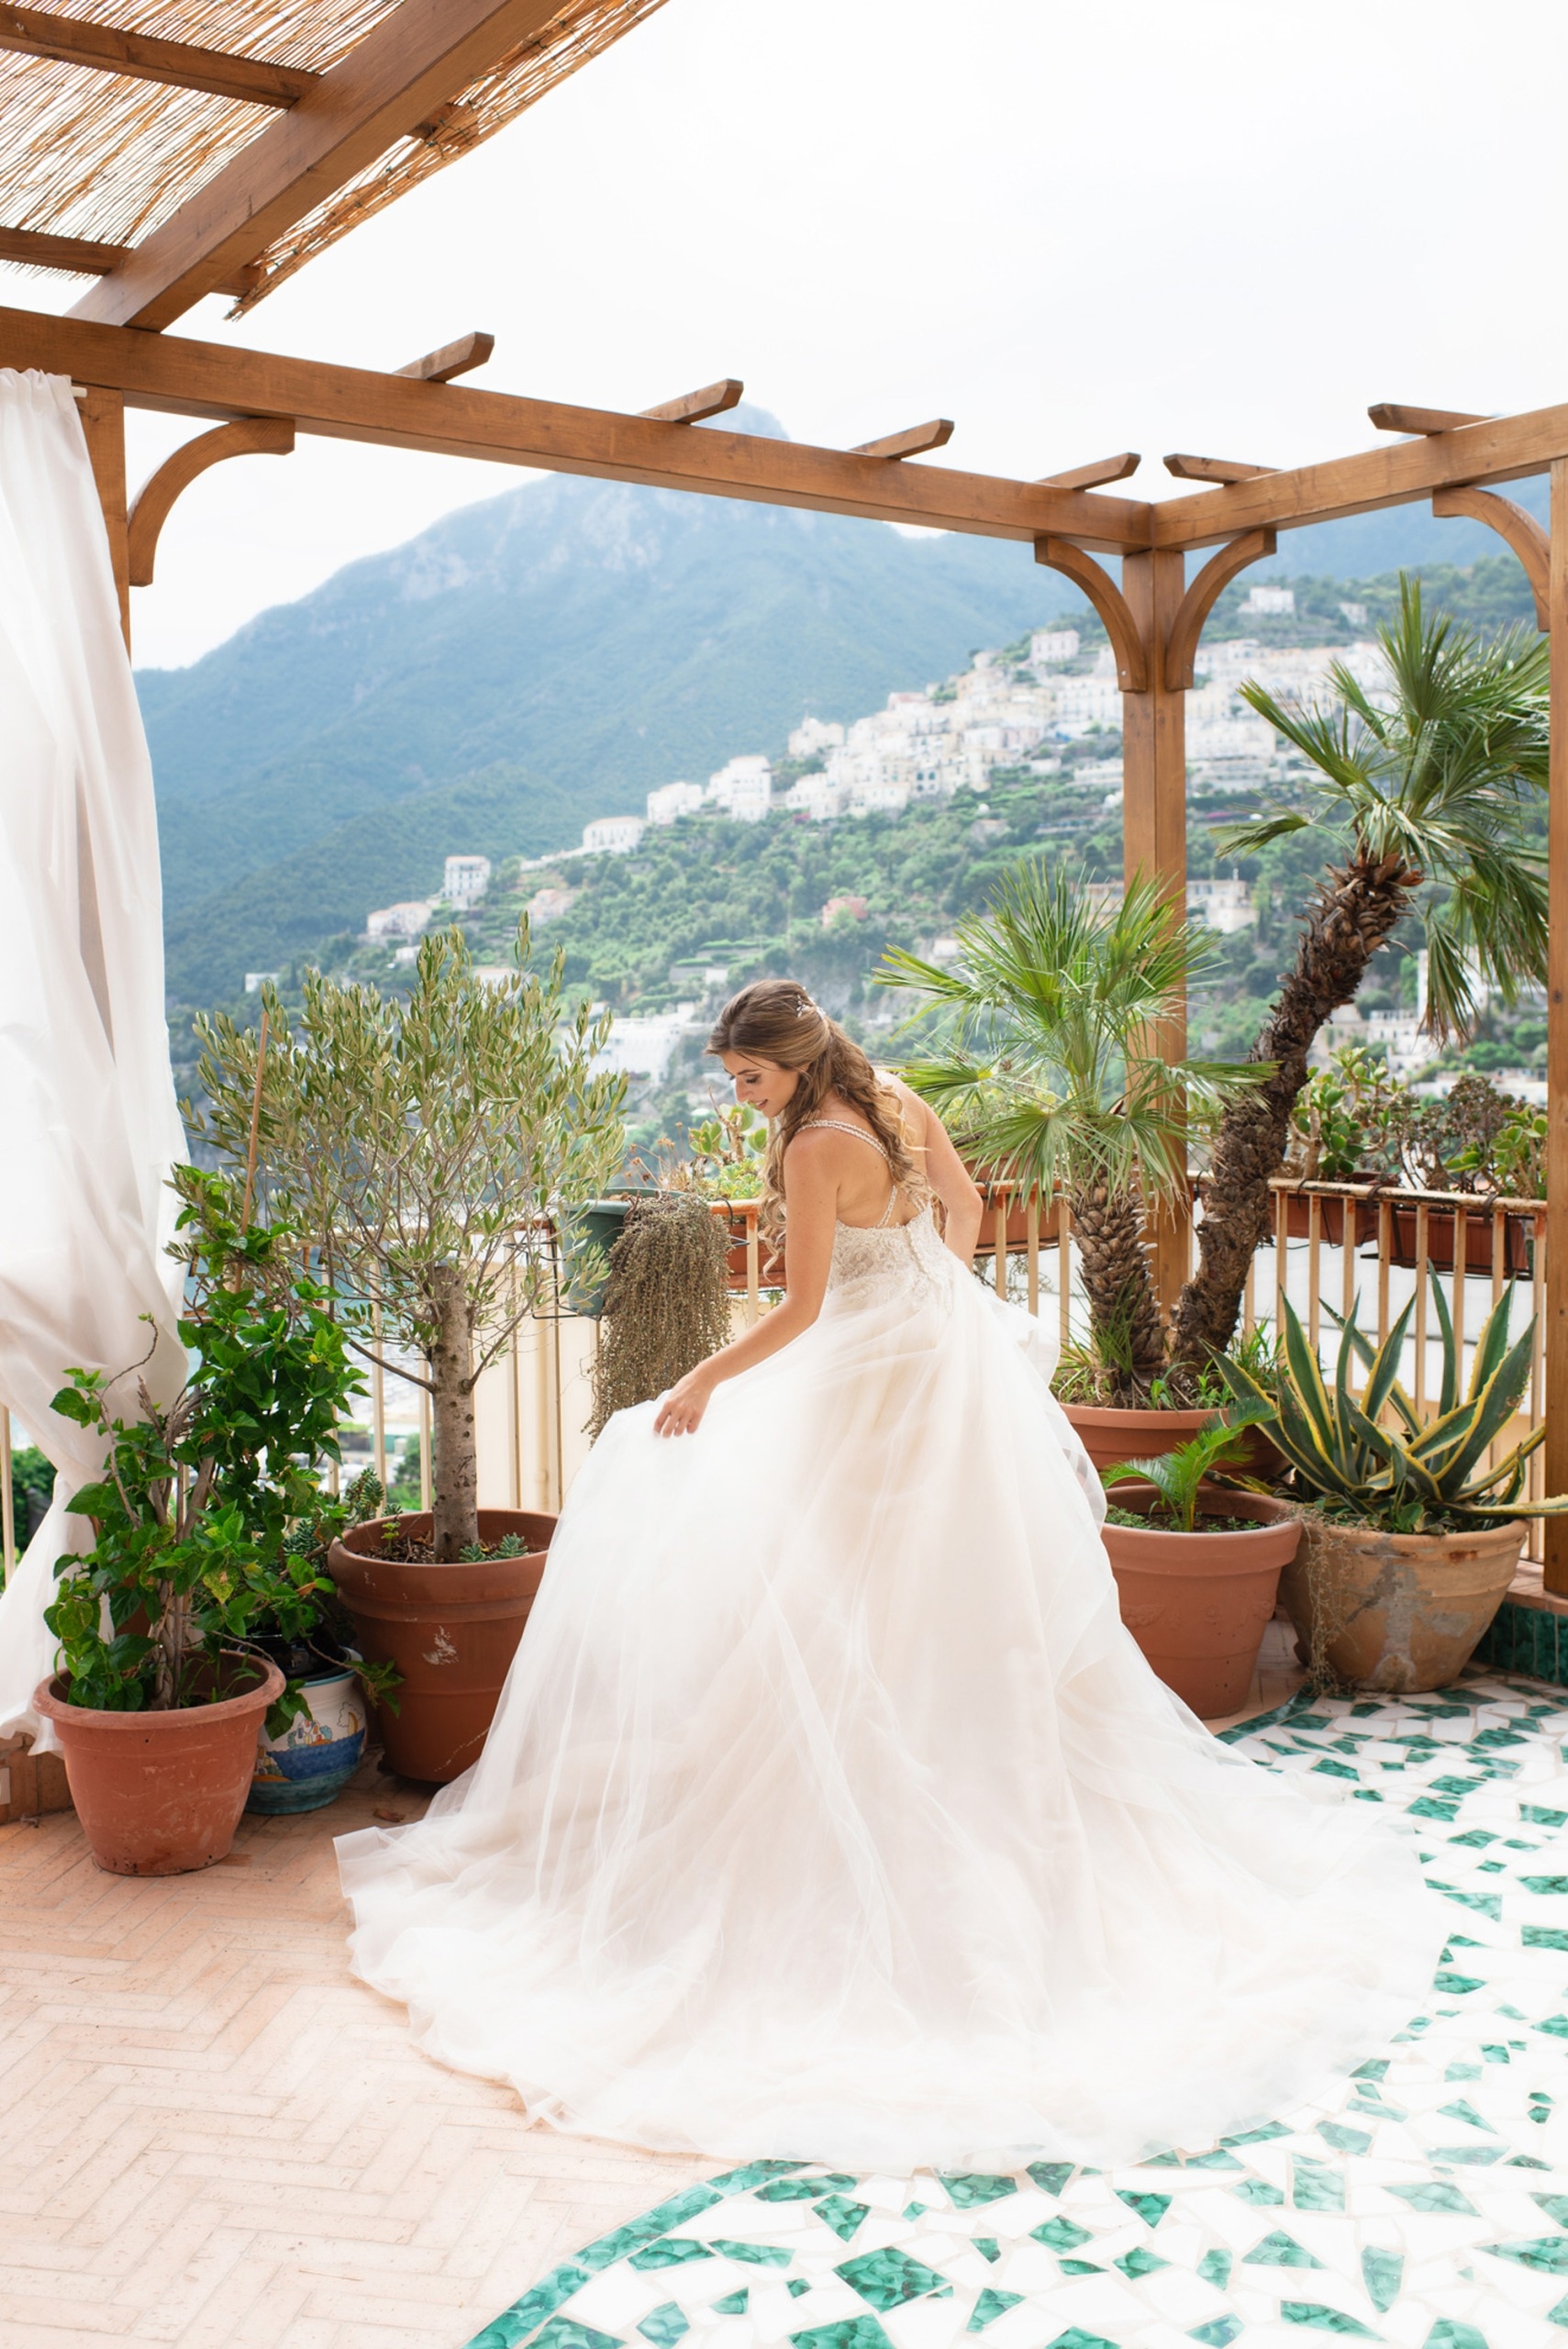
top-left (76, 385), bottom-right (130, 651)
top-left (1546, 459), bottom-right (1568, 1590)
top-left (1119, 546), bottom-right (1189, 1319)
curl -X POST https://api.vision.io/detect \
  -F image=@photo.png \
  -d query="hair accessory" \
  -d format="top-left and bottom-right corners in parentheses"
top-left (795, 993), bottom-right (820, 1019)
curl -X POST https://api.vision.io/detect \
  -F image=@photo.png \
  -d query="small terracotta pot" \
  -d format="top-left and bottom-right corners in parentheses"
top-left (1282, 1516), bottom-right (1524, 1694)
top-left (34, 1655), bottom-right (284, 1876)
top-left (1102, 1484), bottom-right (1301, 1719)
top-left (1064, 1402), bottom-right (1217, 1475)
top-left (328, 1508), bottom-right (555, 1784)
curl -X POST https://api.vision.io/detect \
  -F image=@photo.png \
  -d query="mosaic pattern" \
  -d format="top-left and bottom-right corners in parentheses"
top-left (468, 1674), bottom-right (1568, 2349)
top-left (1475, 1601), bottom-right (1568, 1693)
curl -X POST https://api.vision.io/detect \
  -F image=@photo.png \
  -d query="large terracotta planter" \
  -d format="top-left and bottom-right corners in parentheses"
top-left (1281, 1515), bottom-right (1524, 1694)
top-left (1064, 1402), bottom-right (1216, 1475)
top-left (328, 1508), bottom-right (555, 1783)
top-left (1102, 1484), bottom-right (1301, 1719)
top-left (34, 1654), bottom-right (284, 1876)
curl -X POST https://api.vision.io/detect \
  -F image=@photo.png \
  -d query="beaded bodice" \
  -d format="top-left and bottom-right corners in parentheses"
top-left (828, 1203), bottom-right (952, 1308)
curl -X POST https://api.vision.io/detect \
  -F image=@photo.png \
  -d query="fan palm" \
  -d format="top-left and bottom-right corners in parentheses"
top-left (880, 863), bottom-right (1267, 1400)
top-left (1172, 579), bottom-right (1550, 1371)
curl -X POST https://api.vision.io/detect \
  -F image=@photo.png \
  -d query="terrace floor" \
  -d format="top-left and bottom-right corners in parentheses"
top-left (7, 1629), bottom-right (1568, 2349)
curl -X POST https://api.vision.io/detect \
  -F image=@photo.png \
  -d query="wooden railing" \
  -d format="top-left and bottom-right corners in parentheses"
top-left (1, 1176), bottom-right (1550, 1576)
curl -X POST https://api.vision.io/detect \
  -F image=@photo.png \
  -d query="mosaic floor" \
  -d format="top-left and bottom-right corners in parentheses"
top-left (469, 1672), bottom-right (1568, 2349)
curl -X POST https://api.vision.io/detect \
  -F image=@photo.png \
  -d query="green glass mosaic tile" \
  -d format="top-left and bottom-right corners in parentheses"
top-left (708, 2242), bottom-right (791, 2267)
top-left (1423, 2324), bottom-right (1490, 2349)
top-left (711, 2292), bottom-right (748, 2316)
top-left (1361, 2246), bottom-right (1403, 2310)
top-left (936, 2172), bottom-right (1017, 2208)
top-left (1197, 2249), bottom-right (1233, 2288)
top-left (834, 2250), bottom-right (947, 2310)
top-left (965, 2287), bottom-right (1023, 2331)
top-left (1025, 2161), bottom-right (1073, 2196)
top-left (1029, 2215), bottom-right (1093, 2251)
top-left (627, 2243), bottom-right (712, 2273)
top-left (636, 2307), bottom-right (688, 2346)
top-left (1483, 2234), bottom-right (1568, 2272)
top-left (788, 2323), bottom-right (893, 2349)
top-left (1114, 2246), bottom-right (1168, 2278)
top-left (1278, 2305), bottom-right (1378, 2335)
top-left (972, 2237), bottom-right (999, 2262)
top-left (810, 2198), bottom-right (870, 2243)
top-left (1114, 2188), bottom-right (1170, 2226)
top-left (528, 2325), bottom-right (622, 2349)
top-left (1189, 2323), bottom-right (1241, 2348)
top-left (1242, 2230), bottom-right (1325, 2268)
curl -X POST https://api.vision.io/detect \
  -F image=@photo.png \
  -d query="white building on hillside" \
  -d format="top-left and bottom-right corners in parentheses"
top-left (1243, 584), bottom-right (1296, 618)
top-left (583, 815), bottom-right (645, 855)
top-left (647, 780), bottom-right (704, 825)
top-left (1030, 629), bottom-right (1080, 666)
top-left (788, 717), bottom-right (846, 759)
top-left (526, 885), bottom-right (575, 924)
top-left (443, 854), bottom-right (491, 908)
top-left (706, 754), bottom-right (773, 822)
top-left (784, 773), bottom-right (845, 820)
top-left (367, 899), bottom-right (435, 941)
top-left (1187, 875), bottom-right (1258, 934)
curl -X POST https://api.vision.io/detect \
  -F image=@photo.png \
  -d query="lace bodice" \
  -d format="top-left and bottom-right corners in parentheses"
top-left (828, 1204), bottom-right (952, 1308)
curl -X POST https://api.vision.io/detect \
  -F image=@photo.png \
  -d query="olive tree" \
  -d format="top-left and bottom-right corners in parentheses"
top-left (191, 924), bottom-right (626, 1559)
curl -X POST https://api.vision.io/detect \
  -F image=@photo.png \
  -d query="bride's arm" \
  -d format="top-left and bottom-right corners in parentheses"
top-left (651, 1133), bottom-right (840, 1436)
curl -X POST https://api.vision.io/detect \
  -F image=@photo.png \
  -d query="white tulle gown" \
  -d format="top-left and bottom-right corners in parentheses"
top-left (337, 1200), bottom-right (1442, 2171)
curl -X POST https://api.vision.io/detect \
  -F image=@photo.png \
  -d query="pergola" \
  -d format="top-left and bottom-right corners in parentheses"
top-left (3, 4), bottom-right (1566, 1575)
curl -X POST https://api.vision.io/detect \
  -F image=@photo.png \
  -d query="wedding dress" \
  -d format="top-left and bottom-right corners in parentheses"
top-left (337, 1168), bottom-right (1442, 2171)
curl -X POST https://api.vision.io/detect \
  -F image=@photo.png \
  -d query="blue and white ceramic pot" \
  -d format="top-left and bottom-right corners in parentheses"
top-left (247, 1664), bottom-right (367, 1815)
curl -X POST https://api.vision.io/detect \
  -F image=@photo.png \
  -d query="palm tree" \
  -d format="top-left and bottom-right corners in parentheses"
top-left (1171, 579), bottom-right (1549, 1370)
top-left (881, 864), bottom-right (1266, 1400)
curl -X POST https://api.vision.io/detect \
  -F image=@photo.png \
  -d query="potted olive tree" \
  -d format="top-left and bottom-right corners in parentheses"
top-left (881, 863), bottom-right (1266, 1469)
top-left (35, 1182), bottom-right (362, 1874)
top-left (1221, 1282), bottom-right (1568, 1693)
top-left (190, 924), bottom-right (627, 1782)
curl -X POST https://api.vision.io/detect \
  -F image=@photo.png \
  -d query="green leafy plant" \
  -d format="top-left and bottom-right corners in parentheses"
top-left (1177, 579), bottom-right (1550, 1367)
top-left (880, 863), bottom-right (1267, 1402)
top-left (44, 1180), bottom-right (365, 1718)
top-left (1289, 1044), bottom-right (1408, 1182)
top-left (1101, 1419), bottom-right (1264, 1531)
top-left (1218, 1282), bottom-right (1568, 1534)
top-left (189, 923), bottom-right (627, 1559)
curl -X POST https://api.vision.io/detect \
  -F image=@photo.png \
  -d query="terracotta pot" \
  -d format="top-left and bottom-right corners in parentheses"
top-left (1281, 1515), bottom-right (1524, 1695)
top-left (33, 1654), bottom-right (284, 1876)
top-left (1102, 1485), bottom-right (1301, 1719)
top-left (720, 1210), bottom-right (784, 1293)
top-left (1063, 1402), bottom-right (1217, 1475)
top-left (1384, 1202), bottom-right (1533, 1277)
top-left (328, 1508), bottom-right (556, 1783)
top-left (1274, 1182), bottom-right (1382, 1246)
top-left (970, 1184), bottom-right (1061, 1258)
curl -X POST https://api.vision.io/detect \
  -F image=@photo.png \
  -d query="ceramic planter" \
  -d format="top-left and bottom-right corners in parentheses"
top-left (34, 1655), bottom-right (284, 1876)
top-left (328, 1508), bottom-right (555, 1783)
top-left (247, 1663), bottom-right (367, 1815)
top-left (1102, 1484), bottom-right (1301, 1719)
top-left (1064, 1403), bottom-right (1217, 1475)
top-left (1281, 1516), bottom-right (1525, 1694)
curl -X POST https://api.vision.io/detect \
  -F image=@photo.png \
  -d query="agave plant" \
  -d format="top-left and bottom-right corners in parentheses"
top-left (1219, 1279), bottom-right (1568, 1533)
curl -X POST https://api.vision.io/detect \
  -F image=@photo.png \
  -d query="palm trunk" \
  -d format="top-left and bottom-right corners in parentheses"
top-left (429, 1263), bottom-right (480, 1559)
top-left (1170, 846), bottom-right (1418, 1371)
top-left (1069, 1177), bottom-right (1169, 1399)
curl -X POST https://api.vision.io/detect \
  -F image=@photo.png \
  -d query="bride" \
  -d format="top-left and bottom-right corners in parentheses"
top-left (337, 979), bottom-right (1440, 2170)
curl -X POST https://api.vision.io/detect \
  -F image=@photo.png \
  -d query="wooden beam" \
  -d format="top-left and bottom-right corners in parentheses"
top-left (1545, 460), bottom-right (1568, 1592)
top-left (76, 386), bottom-right (128, 649)
top-left (1163, 452), bottom-right (1278, 484)
top-left (851, 419), bottom-right (954, 461)
top-left (69, 0), bottom-right (590, 331)
top-left (1432, 484), bottom-right (1550, 629)
top-left (1151, 403), bottom-right (1568, 551)
top-left (0, 306), bottom-right (1152, 547)
top-left (1369, 402), bottom-right (1487, 436)
top-left (1034, 538), bottom-right (1147, 691)
top-left (1164, 529), bottom-right (1276, 690)
top-left (395, 331), bottom-right (495, 384)
top-left (0, 5), bottom-right (319, 106)
top-left (0, 223), bottom-right (258, 296)
top-left (640, 378), bottom-right (743, 425)
top-left (128, 416), bottom-right (295, 587)
top-left (1038, 451), bottom-right (1140, 491)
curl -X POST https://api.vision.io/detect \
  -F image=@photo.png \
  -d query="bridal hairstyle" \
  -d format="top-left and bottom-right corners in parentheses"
top-left (706, 979), bottom-right (929, 1235)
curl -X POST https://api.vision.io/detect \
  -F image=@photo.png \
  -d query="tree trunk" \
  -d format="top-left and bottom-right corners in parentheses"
top-left (1068, 1177), bottom-right (1169, 1399)
top-left (429, 1263), bottom-right (480, 1560)
top-left (1170, 847), bottom-right (1418, 1371)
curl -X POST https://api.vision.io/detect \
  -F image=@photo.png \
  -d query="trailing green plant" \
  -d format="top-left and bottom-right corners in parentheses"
top-left (1218, 1281), bottom-right (1568, 1535)
top-left (880, 863), bottom-right (1267, 1403)
top-left (1176, 579), bottom-right (1550, 1368)
top-left (589, 1193), bottom-right (732, 1438)
top-left (44, 1179), bottom-right (365, 1721)
top-left (1101, 1417), bottom-right (1267, 1531)
top-left (189, 922), bottom-right (627, 1560)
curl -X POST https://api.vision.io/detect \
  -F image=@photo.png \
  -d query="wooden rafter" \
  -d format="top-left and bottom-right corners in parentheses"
top-left (0, 222), bottom-right (256, 295)
top-left (1037, 452), bottom-right (1140, 491)
top-left (128, 417), bottom-right (295, 586)
top-left (1163, 453), bottom-right (1278, 484)
top-left (640, 379), bottom-right (743, 425)
top-left (0, 6), bottom-right (318, 106)
top-left (1369, 402), bottom-right (1487, 436)
top-left (69, 0), bottom-right (595, 332)
top-left (396, 332), bottom-right (495, 384)
top-left (851, 419), bottom-right (955, 461)
top-left (0, 306), bottom-right (1151, 548)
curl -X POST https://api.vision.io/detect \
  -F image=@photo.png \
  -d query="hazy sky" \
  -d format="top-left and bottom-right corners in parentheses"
top-left (5, 0), bottom-right (1563, 670)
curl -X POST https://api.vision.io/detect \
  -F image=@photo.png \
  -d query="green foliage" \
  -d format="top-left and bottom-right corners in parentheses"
top-left (1291, 1045), bottom-right (1406, 1181)
top-left (667, 1102), bottom-right (768, 1200)
top-left (880, 863), bottom-right (1267, 1202)
top-left (1101, 1419), bottom-right (1264, 1532)
top-left (8, 1445), bottom-right (54, 1542)
top-left (44, 1179), bottom-right (364, 1713)
top-left (1224, 579), bottom-right (1550, 1041)
top-left (1218, 1284), bottom-right (1567, 1534)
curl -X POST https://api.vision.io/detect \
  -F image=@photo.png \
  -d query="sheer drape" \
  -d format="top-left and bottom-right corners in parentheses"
top-left (0, 369), bottom-right (184, 1747)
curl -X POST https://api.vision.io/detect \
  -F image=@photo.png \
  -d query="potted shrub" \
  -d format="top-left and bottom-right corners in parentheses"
top-left (190, 924), bottom-right (627, 1783)
top-left (1100, 1419), bottom-right (1301, 1718)
top-left (1173, 581), bottom-right (1550, 1369)
top-left (881, 863), bottom-right (1266, 1468)
top-left (34, 1186), bottom-right (362, 1873)
top-left (1220, 1281), bottom-right (1568, 1694)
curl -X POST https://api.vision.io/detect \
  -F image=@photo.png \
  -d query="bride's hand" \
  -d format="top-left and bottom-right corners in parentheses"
top-left (653, 1366), bottom-right (716, 1437)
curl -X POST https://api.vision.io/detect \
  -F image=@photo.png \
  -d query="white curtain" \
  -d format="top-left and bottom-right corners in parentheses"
top-left (0, 370), bottom-right (185, 1746)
